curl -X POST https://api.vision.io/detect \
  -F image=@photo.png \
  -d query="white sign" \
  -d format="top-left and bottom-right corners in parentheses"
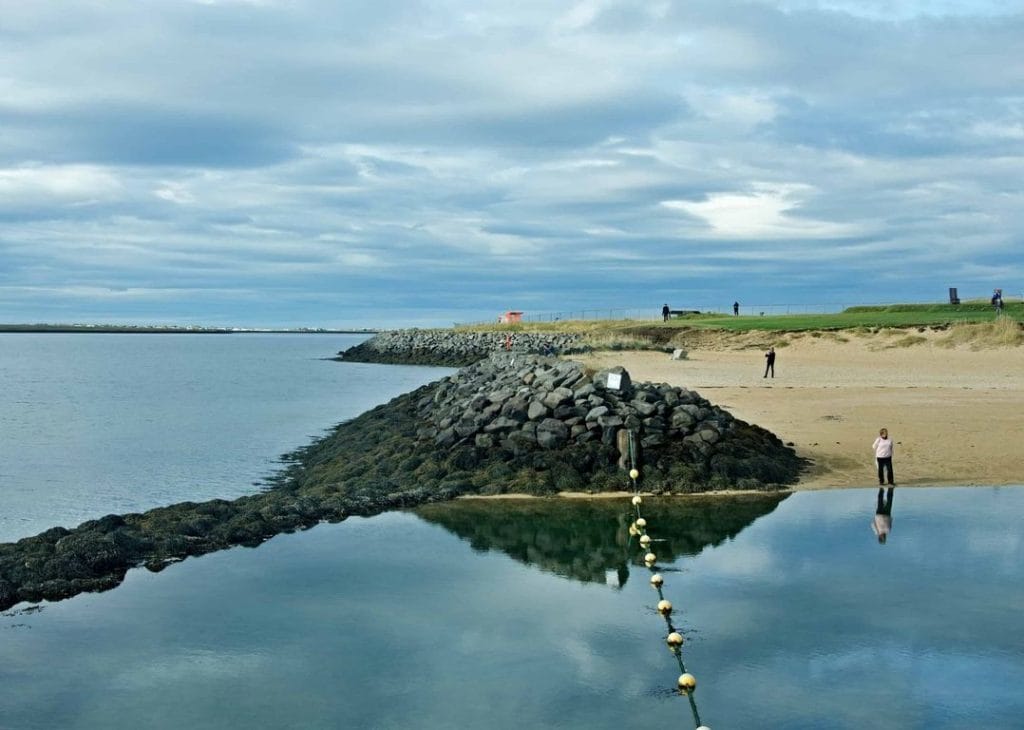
top-left (606, 373), bottom-right (622, 390)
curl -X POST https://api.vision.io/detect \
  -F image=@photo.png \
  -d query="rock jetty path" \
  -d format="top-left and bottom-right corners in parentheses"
top-left (1, 353), bottom-right (802, 611)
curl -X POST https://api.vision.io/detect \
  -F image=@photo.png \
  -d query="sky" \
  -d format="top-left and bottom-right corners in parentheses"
top-left (1, 0), bottom-right (1022, 328)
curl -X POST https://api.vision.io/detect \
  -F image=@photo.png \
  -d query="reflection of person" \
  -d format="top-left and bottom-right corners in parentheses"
top-left (662, 303), bottom-right (670, 322)
top-left (872, 487), bottom-right (895, 544)
top-left (763, 347), bottom-right (775, 378)
top-left (872, 427), bottom-right (894, 485)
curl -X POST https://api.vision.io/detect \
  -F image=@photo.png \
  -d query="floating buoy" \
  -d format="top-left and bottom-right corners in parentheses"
top-left (635, 517), bottom-right (646, 528)
top-left (677, 673), bottom-right (697, 693)
top-left (649, 573), bottom-right (663, 587)
top-left (666, 631), bottom-right (684, 648)
top-left (629, 468), bottom-right (640, 480)
top-left (644, 552), bottom-right (657, 564)
top-left (632, 495), bottom-right (642, 506)
top-left (628, 524), bottom-right (639, 536)
top-left (657, 599), bottom-right (672, 615)
top-left (639, 534), bottom-right (651, 546)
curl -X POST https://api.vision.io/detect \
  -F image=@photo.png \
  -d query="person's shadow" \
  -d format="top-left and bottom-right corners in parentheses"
top-left (872, 487), bottom-right (895, 544)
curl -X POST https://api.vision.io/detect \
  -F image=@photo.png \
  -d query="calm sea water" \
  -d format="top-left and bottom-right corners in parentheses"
top-left (0, 333), bottom-right (451, 542)
top-left (2, 488), bottom-right (1023, 729)
top-left (2, 335), bottom-right (1022, 728)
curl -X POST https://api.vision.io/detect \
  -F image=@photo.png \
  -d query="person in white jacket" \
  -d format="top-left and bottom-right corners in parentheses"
top-left (872, 427), bottom-right (894, 486)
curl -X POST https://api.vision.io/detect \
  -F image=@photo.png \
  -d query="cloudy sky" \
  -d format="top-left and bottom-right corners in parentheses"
top-left (2, 1), bottom-right (1022, 328)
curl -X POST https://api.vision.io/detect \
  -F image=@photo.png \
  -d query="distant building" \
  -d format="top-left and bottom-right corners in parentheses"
top-left (500, 311), bottom-right (523, 323)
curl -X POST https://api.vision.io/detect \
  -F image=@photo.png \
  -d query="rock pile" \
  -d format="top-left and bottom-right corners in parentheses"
top-left (407, 353), bottom-right (802, 492)
top-left (336, 329), bottom-right (583, 366)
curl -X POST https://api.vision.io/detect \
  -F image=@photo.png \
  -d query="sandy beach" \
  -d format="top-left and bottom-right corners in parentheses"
top-left (579, 328), bottom-right (1024, 490)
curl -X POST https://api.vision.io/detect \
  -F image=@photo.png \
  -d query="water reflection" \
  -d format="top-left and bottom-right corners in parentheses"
top-left (414, 494), bottom-right (788, 587)
top-left (415, 493), bottom-right (777, 728)
top-left (628, 495), bottom-right (707, 729)
top-left (3, 488), bottom-right (1024, 728)
top-left (873, 487), bottom-right (895, 544)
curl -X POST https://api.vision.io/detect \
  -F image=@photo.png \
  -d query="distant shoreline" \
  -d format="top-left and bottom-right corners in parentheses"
top-left (0, 325), bottom-right (378, 334)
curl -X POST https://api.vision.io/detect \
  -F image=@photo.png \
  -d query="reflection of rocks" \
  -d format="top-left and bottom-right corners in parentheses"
top-left (415, 494), bottom-right (788, 587)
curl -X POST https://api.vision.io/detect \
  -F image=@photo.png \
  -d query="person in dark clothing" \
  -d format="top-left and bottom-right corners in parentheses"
top-left (733, 301), bottom-right (739, 316)
top-left (763, 346), bottom-right (775, 378)
top-left (662, 304), bottom-right (670, 322)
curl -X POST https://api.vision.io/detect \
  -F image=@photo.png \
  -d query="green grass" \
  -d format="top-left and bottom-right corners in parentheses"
top-left (456, 301), bottom-right (1023, 335)
top-left (682, 302), bottom-right (1022, 332)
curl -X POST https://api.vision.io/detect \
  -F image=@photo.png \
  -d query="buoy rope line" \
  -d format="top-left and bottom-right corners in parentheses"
top-left (628, 466), bottom-right (711, 730)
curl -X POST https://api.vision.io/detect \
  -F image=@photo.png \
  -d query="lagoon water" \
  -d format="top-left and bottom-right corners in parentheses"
top-left (0, 332), bottom-right (450, 542)
top-left (2, 335), bottom-right (1023, 728)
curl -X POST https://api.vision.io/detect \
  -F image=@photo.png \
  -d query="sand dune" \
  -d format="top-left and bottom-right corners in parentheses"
top-left (579, 330), bottom-right (1024, 489)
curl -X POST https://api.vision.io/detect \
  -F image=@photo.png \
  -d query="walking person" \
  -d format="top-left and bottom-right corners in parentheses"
top-left (662, 303), bottom-right (670, 322)
top-left (872, 427), bottom-right (895, 486)
top-left (872, 487), bottom-right (895, 544)
top-left (763, 346), bottom-right (775, 378)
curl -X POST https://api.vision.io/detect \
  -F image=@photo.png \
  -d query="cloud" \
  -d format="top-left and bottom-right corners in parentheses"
top-left (661, 183), bottom-right (865, 239)
top-left (0, 0), bottom-right (1022, 326)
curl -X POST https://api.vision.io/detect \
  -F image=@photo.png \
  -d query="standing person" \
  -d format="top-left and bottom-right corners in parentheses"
top-left (763, 346), bottom-right (775, 378)
top-left (733, 301), bottom-right (739, 316)
top-left (872, 427), bottom-right (895, 486)
top-left (872, 487), bottom-right (895, 544)
top-left (991, 289), bottom-right (1002, 311)
top-left (662, 303), bottom-right (670, 322)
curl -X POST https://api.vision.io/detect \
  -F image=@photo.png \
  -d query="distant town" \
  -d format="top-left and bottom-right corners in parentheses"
top-left (0, 324), bottom-right (378, 334)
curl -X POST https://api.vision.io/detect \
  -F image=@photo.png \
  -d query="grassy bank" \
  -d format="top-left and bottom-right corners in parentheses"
top-left (456, 301), bottom-right (1023, 339)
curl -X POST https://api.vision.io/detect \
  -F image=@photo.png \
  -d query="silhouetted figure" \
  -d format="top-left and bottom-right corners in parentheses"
top-left (763, 347), bottom-right (775, 378)
top-left (662, 304), bottom-right (670, 322)
top-left (872, 427), bottom-right (894, 485)
top-left (733, 301), bottom-right (739, 316)
top-left (872, 487), bottom-right (895, 544)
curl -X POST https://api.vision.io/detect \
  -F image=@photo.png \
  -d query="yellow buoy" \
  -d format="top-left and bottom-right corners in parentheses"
top-left (657, 599), bottom-right (672, 615)
top-left (635, 517), bottom-right (646, 528)
top-left (639, 534), bottom-right (651, 546)
top-left (628, 524), bottom-right (639, 536)
top-left (629, 468), bottom-right (640, 480)
top-left (677, 673), bottom-right (697, 693)
top-left (631, 495), bottom-right (642, 506)
top-left (649, 573), bottom-right (663, 587)
top-left (644, 552), bottom-right (657, 564)
top-left (666, 631), bottom-right (684, 648)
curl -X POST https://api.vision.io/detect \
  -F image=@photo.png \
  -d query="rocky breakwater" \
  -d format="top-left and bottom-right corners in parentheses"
top-left (335, 329), bottom-right (583, 366)
top-left (0, 354), bottom-right (802, 612)
top-left (414, 353), bottom-right (803, 493)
